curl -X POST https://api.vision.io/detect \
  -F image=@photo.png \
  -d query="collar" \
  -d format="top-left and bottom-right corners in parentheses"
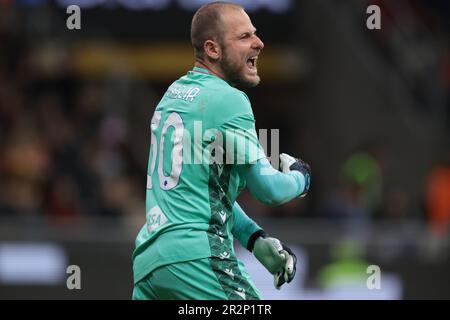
top-left (189, 66), bottom-right (231, 87)
top-left (191, 66), bottom-right (211, 75)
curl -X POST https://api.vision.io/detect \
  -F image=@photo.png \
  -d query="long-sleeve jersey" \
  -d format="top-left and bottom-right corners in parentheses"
top-left (132, 67), bottom-right (306, 283)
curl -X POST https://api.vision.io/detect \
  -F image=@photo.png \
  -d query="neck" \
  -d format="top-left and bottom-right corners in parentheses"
top-left (194, 59), bottom-right (226, 82)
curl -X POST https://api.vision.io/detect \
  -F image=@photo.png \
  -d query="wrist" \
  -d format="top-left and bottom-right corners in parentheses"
top-left (247, 229), bottom-right (266, 251)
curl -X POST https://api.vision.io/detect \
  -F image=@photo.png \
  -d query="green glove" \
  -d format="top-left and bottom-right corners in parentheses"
top-left (252, 236), bottom-right (297, 289)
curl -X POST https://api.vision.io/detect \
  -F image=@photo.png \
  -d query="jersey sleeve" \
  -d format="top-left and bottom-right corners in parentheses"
top-left (232, 202), bottom-right (263, 249)
top-left (238, 157), bottom-right (306, 206)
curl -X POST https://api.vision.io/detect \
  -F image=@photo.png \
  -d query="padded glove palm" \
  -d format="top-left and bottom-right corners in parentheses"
top-left (252, 236), bottom-right (297, 289)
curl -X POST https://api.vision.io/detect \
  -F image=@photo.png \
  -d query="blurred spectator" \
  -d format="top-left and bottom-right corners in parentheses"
top-left (317, 238), bottom-right (369, 289)
top-left (341, 147), bottom-right (384, 217)
top-left (46, 175), bottom-right (83, 223)
top-left (321, 142), bottom-right (387, 237)
top-left (0, 26), bottom-right (143, 225)
top-left (425, 149), bottom-right (450, 236)
top-left (383, 186), bottom-right (411, 221)
top-left (0, 114), bottom-right (50, 217)
top-left (316, 237), bottom-right (403, 299)
top-left (321, 181), bottom-right (370, 235)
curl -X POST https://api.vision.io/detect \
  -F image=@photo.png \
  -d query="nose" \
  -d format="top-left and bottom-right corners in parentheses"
top-left (253, 35), bottom-right (264, 51)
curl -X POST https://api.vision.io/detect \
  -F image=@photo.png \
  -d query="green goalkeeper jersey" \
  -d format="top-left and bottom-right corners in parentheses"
top-left (132, 67), bottom-right (265, 283)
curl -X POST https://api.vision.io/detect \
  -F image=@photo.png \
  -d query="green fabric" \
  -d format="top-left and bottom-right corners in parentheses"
top-left (238, 157), bottom-right (305, 206)
top-left (132, 257), bottom-right (262, 300)
top-left (132, 67), bottom-right (266, 283)
top-left (232, 202), bottom-right (263, 249)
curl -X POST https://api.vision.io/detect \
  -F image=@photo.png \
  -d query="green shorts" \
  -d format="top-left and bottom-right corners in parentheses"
top-left (132, 257), bottom-right (262, 300)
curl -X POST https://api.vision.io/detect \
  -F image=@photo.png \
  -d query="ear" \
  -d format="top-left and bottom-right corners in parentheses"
top-left (203, 40), bottom-right (221, 60)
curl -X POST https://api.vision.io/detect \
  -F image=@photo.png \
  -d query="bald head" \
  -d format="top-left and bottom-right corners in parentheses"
top-left (191, 1), bottom-right (243, 59)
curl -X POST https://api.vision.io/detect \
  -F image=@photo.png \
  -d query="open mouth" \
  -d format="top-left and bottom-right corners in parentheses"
top-left (246, 56), bottom-right (257, 70)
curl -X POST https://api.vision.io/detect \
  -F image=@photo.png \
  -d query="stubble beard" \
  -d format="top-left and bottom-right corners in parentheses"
top-left (220, 46), bottom-right (260, 89)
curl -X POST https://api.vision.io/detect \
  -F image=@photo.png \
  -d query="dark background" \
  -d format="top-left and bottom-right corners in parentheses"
top-left (0, 0), bottom-right (449, 299)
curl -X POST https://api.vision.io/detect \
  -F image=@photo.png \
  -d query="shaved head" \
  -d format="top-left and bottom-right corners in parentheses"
top-left (191, 1), bottom-right (243, 59)
top-left (190, 1), bottom-right (264, 88)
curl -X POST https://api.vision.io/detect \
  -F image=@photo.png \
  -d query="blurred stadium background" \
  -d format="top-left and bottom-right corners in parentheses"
top-left (0, 0), bottom-right (449, 299)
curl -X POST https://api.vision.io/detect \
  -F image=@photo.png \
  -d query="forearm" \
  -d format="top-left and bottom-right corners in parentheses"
top-left (232, 202), bottom-right (264, 250)
top-left (240, 157), bottom-right (306, 206)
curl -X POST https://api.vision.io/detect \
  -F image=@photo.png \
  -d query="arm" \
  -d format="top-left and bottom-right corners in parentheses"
top-left (214, 89), bottom-right (310, 205)
top-left (232, 202), bottom-right (265, 250)
top-left (238, 157), bottom-right (308, 206)
top-left (232, 200), bottom-right (298, 290)
top-left (234, 154), bottom-right (310, 289)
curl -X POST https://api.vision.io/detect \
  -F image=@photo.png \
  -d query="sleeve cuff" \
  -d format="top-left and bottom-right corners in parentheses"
top-left (247, 229), bottom-right (266, 252)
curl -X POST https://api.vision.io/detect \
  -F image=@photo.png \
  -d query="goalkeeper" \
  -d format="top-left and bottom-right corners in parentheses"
top-left (132, 2), bottom-right (311, 300)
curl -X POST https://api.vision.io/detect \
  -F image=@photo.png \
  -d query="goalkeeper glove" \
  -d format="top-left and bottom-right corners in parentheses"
top-left (249, 231), bottom-right (297, 290)
top-left (279, 153), bottom-right (311, 197)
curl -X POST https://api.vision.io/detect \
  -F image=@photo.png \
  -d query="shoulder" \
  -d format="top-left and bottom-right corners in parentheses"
top-left (218, 84), bottom-right (250, 103)
top-left (214, 85), bottom-right (253, 116)
top-left (205, 86), bottom-right (256, 132)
